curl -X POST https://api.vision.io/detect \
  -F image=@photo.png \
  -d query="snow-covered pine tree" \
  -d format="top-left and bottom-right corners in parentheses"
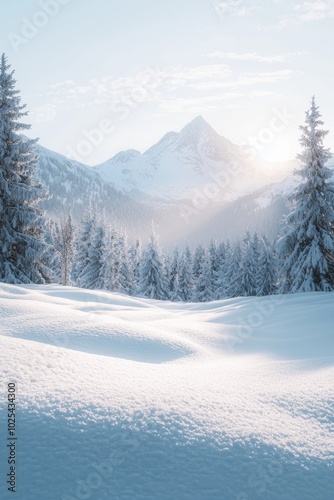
top-left (194, 249), bottom-right (213, 302)
top-left (278, 97), bottom-right (334, 292)
top-left (208, 239), bottom-right (219, 298)
top-left (83, 219), bottom-right (108, 289)
top-left (178, 246), bottom-right (194, 301)
top-left (258, 235), bottom-right (277, 296)
top-left (252, 233), bottom-right (261, 268)
top-left (225, 241), bottom-right (244, 297)
top-left (105, 223), bottom-right (121, 291)
top-left (128, 239), bottom-right (141, 292)
top-left (163, 251), bottom-right (172, 298)
top-left (137, 223), bottom-right (168, 300)
top-left (168, 247), bottom-right (180, 297)
top-left (117, 230), bottom-right (135, 295)
top-left (0, 53), bottom-right (51, 284)
top-left (55, 215), bottom-right (76, 286)
top-left (239, 232), bottom-right (260, 296)
top-left (75, 204), bottom-right (96, 288)
top-left (45, 219), bottom-right (61, 283)
top-left (215, 241), bottom-right (230, 299)
top-left (192, 244), bottom-right (205, 282)
top-left (170, 272), bottom-right (182, 301)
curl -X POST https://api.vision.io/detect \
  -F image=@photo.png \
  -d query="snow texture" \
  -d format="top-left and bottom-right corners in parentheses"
top-left (0, 284), bottom-right (333, 499)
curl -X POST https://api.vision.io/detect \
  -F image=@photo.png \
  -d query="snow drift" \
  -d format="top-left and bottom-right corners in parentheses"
top-left (0, 284), bottom-right (333, 499)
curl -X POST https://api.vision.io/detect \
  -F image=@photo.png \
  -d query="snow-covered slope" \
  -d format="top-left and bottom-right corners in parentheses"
top-left (186, 158), bottom-right (334, 245)
top-left (0, 284), bottom-right (333, 499)
top-left (96, 116), bottom-right (289, 201)
top-left (34, 143), bottom-right (158, 236)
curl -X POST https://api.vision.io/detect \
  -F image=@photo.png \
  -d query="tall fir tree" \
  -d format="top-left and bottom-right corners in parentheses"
top-left (75, 204), bottom-right (96, 288)
top-left (105, 223), bottom-right (121, 291)
top-left (170, 272), bottom-right (182, 301)
top-left (163, 251), bottom-right (172, 298)
top-left (192, 244), bottom-right (205, 282)
top-left (0, 54), bottom-right (51, 283)
top-left (239, 232), bottom-right (260, 296)
top-left (117, 230), bottom-right (135, 295)
top-left (128, 239), bottom-right (141, 292)
top-left (178, 246), bottom-right (194, 301)
top-left (215, 241), bottom-right (230, 299)
top-left (47, 219), bottom-right (62, 283)
top-left (55, 215), bottom-right (76, 286)
top-left (168, 247), bottom-right (180, 297)
top-left (258, 236), bottom-right (277, 296)
top-left (278, 97), bottom-right (334, 292)
top-left (225, 241), bottom-right (244, 297)
top-left (208, 239), bottom-right (219, 298)
top-left (194, 250), bottom-right (213, 302)
top-left (137, 223), bottom-right (168, 300)
top-left (84, 220), bottom-right (108, 290)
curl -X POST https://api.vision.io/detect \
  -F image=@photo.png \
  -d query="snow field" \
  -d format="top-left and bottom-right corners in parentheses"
top-left (0, 284), bottom-right (333, 499)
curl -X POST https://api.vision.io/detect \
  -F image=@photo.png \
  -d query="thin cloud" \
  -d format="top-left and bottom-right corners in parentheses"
top-left (294, 1), bottom-right (334, 21)
top-left (156, 90), bottom-right (280, 115)
top-left (34, 68), bottom-right (164, 118)
top-left (278, 0), bottom-right (334, 27)
top-left (160, 67), bottom-right (301, 91)
top-left (233, 69), bottom-right (302, 86)
top-left (206, 51), bottom-right (306, 63)
top-left (30, 63), bottom-right (300, 123)
top-left (30, 103), bottom-right (58, 123)
top-left (159, 64), bottom-right (232, 90)
top-left (213, 0), bottom-right (256, 19)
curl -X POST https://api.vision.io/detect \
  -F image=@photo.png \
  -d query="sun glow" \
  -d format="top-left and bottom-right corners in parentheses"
top-left (257, 135), bottom-right (298, 163)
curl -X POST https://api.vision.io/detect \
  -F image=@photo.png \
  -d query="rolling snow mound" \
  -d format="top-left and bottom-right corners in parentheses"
top-left (0, 284), bottom-right (333, 500)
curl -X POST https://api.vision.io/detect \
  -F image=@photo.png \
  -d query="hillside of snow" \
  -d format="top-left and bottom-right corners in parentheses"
top-left (0, 284), bottom-right (333, 499)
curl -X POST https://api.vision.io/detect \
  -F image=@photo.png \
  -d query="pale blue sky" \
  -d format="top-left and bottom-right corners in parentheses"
top-left (1, 0), bottom-right (334, 165)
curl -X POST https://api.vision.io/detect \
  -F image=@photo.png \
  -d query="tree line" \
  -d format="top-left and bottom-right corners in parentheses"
top-left (49, 214), bottom-right (277, 301)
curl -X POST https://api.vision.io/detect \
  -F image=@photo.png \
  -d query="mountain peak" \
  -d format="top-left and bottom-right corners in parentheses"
top-left (191, 115), bottom-right (208, 125)
top-left (188, 115), bottom-right (210, 128)
top-left (179, 115), bottom-right (217, 138)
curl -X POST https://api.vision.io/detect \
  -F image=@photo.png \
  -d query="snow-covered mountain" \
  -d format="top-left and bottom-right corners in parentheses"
top-left (35, 138), bottom-right (292, 245)
top-left (34, 143), bottom-right (158, 237)
top-left (32, 120), bottom-right (333, 245)
top-left (96, 116), bottom-right (291, 202)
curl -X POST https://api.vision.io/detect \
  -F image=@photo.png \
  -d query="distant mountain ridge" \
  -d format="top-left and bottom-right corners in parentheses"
top-left (95, 115), bottom-right (291, 202)
top-left (34, 143), bottom-right (158, 238)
